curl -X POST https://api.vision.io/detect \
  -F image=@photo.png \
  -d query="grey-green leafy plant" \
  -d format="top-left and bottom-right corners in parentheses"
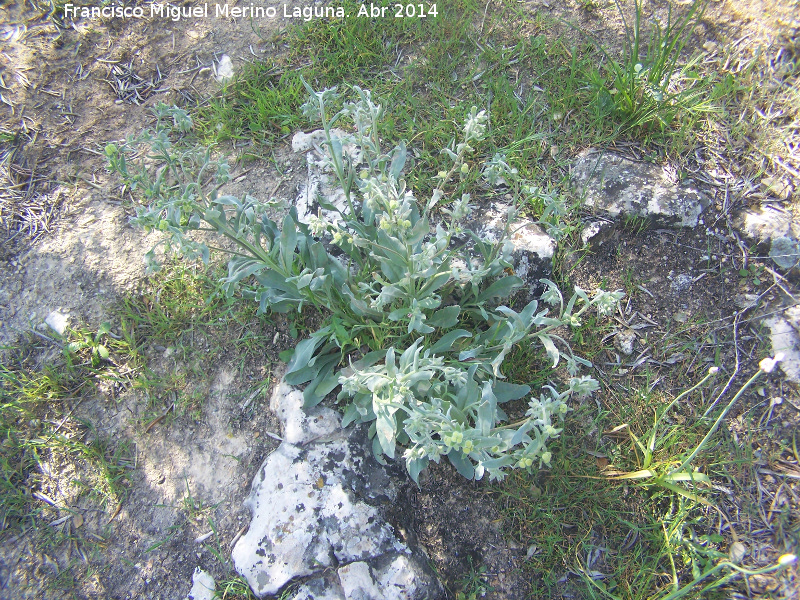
top-left (107, 84), bottom-right (623, 482)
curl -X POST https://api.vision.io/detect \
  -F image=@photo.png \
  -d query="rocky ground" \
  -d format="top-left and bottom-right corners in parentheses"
top-left (0, 0), bottom-right (798, 599)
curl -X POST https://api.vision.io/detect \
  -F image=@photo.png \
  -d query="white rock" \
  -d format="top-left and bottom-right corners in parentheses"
top-left (338, 562), bottom-right (383, 599)
top-left (763, 313), bottom-right (800, 383)
top-left (214, 55), bottom-right (234, 83)
top-left (185, 567), bottom-right (215, 600)
top-left (291, 129), bottom-right (362, 225)
top-left (670, 274), bottom-right (693, 294)
top-left (614, 329), bottom-right (636, 356)
top-left (269, 380), bottom-right (340, 445)
top-left (466, 202), bottom-right (555, 298)
top-left (739, 205), bottom-right (799, 245)
top-left (372, 554), bottom-right (426, 599)
top-left (290, 578), bottom-right (346, 600)
top-left (729, 541), bottom-right (748, 564)
top-left (300, 556), bottom-right (430, 600)
top-left (292, 129), bottom-right (329, 153)
top-left (233, 378), bottom-right (441, 599)
top-left (44, 310), bottom-right (69, 336)
top-left (580, 220), bottom-right (613, 246)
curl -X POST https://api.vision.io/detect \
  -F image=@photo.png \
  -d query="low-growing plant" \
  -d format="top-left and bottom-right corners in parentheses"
top-left (64, 322), bottom-right (114, 367)
top-left (107, 84), bottom-right (623, 482)
top-left (582, 0), bottom-right (717, 132)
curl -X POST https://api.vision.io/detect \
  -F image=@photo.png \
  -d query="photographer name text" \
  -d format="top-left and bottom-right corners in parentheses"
top-left (63, 3), bottom-right (438, 22)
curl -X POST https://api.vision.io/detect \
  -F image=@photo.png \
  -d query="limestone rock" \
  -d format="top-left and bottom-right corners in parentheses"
top-left (290, 577), bottom-right (346, 600)
top-left (579, 219), bottom-right (616, 247)
top-left (269, 380), bottom-right (340, 445)
top-left (571, 150), bottom-right (710, 243)
top-left (464, 202), bottom-right (555, 298)
top-left (214, 54), bottom-right (234, 83)
top-left (763, 310), bottom-right (800, 384)
top-left (670, 274), bottom-right (693, 294)
top-left (736, 204), bottom-right (799, 247)
top-left (44, 310), bottom-right (69, 336)
top-left (184, 567), bottom-right (215, 600)
top-left (233, 381), bottom-right (442, 600)
top-left (292, 129), bottom-right (362, 224)
top-left (614, 329), bottom-right (637, 356)
top-left (769, 236), bottom-right (800, 270)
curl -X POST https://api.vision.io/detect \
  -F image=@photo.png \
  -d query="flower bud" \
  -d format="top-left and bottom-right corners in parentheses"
top-left (759, 353), bottom-right (785, 373)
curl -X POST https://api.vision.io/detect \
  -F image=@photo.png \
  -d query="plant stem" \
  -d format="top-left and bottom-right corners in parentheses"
top-left (674, 370), bottom-right (763, 474)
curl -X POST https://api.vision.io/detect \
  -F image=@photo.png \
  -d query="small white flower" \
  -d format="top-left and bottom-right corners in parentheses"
top-left (307, 214), bottom-right (329, 237)
top-left (708, 366), bottom-right (719, 374)
top-left (759, 352), bottom-right (785, 373)
top-left (778, 554), bottom-right (797, 566)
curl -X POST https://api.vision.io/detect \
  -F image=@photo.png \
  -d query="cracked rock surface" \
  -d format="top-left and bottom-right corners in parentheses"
top-left (232, 381), bottom-right (442, 599)
top-left (465, 201), bottom-right (555, 298)
top-left (571, 150), bottom-right (711, 243)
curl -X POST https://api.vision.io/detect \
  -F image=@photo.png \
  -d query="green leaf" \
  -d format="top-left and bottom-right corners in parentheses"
top-left (375, 407), bottom-right (397, 459)
top-left (329, 135), bottom-right (344, 168)
top-left (96, 345), bottom-right (110, 360)
top-left (427, 305), bottom-right (460, 328)
top-left (214, 195), bottom-right (243, 207)
top-left (389, 140), bottom-right (407, 180)
top-left (303, 363), bottom-right (340, 408)
top-left (280, 213), bottom-right (298, 272)
top-left (278, 349), bottom-right (294, 363)
top-left (661, 471), bottom-right (711, 484)
top-left (285, 330), bottom-right (328, 377)
top-left (608, 469), bottom-right (656, 480)
top-left (448, 451), bottom-right (475, 479)
top-left (406, 216), bottom-right (429, 246)
top-left (510, 421), bottom-right (533, 446)
top-left (341, 403), bottom-right (362, 428)
top-left (477, 276), bottom-right (524, 303)
top-left (407, 457), bottom-right (429, 484)
top-left (419, 271), bottom-right (450, 296)
top-left (350, 350), bottom-right (388, 371)
top-left (429, 329), bottom-right (472, 355)
top-left (655, 480), bottom-right (713, 507)
top-left (372, 435), bottom-right (388, 465)
top-left (493, 381), bottom-right (531, 403)
top-left (537, 334), bottom-right (560, 368)
top-left (458, 346), bottom-right (485, 361)
top-left (477, 382), bottom-right (497, 436)
top-left (399, 338), bottom-right (423, 371)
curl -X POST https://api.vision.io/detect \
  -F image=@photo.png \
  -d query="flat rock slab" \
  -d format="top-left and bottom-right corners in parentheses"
top-left (232, 381), bottom-right (441, 599)
top-left (571, 150), bottom-right (710, 233)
